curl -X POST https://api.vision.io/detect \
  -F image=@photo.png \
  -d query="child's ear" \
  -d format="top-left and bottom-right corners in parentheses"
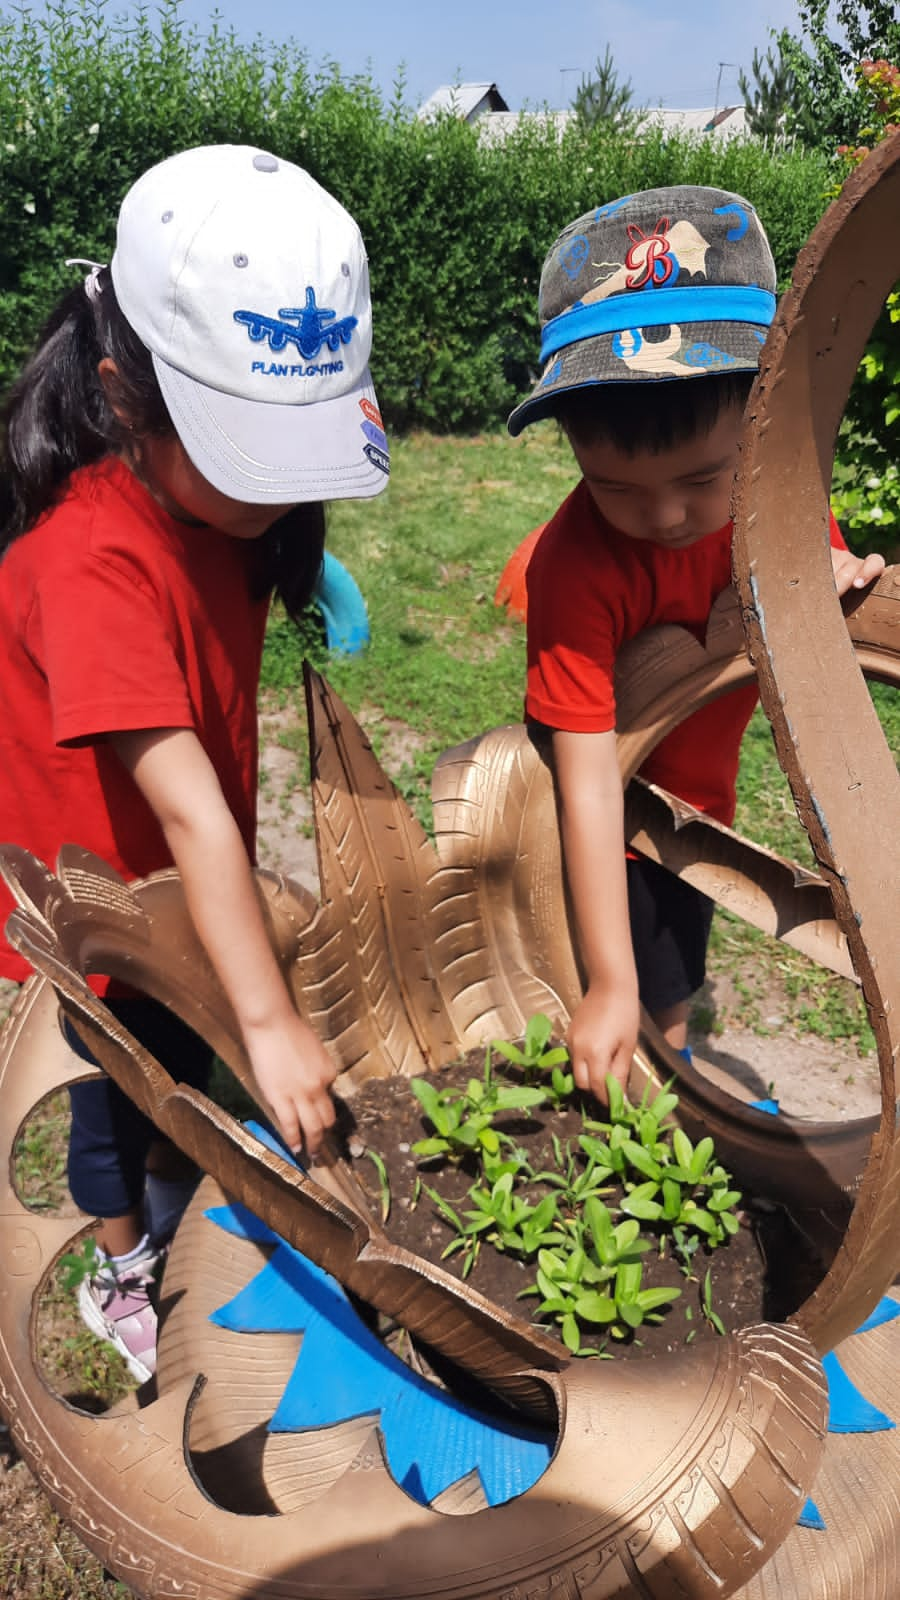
top-left (97, 357), bottom-right (135, 428)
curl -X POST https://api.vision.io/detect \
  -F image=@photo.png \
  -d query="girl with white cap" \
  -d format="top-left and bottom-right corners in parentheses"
top-left (0, 144), bottom-right (389, 1382)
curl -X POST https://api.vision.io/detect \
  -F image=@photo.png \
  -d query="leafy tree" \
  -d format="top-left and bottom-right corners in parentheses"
top-left (572, 46), bottom-right (641, 132)
top-left (780, 1), bottom-right (900, 146)
top-left (827, 58), bottom-right (900, 552)
top-left (738, 38), bottom-right (808, 143)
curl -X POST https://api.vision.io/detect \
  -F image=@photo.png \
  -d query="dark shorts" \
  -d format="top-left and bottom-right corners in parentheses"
top-left (627, 855), bottom-right (714, 1015)
top-left (64, 998), bottom-right (213, 1219)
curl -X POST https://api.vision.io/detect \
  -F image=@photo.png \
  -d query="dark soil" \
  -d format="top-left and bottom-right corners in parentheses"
top-left (339, 1051), bottom-right (778, 1363)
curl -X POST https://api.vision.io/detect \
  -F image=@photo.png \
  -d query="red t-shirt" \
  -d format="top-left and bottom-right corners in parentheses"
top-left (525, 480), bottom-right (846, 824)
top-left (0, 457), bottom-right (269, 982)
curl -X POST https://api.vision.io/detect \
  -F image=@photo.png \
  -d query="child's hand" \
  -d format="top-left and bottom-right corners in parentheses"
top-left (565, 981), bottom-right (639, 1104)
top-left (245, 1012), bottom-right (337, 1160)
top-left (831, 546), bottom-right (886, 596)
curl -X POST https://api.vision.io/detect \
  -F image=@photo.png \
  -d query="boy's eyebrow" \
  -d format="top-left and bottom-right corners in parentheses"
top-left (672, 453), bottom-right (736, 481)
top-left (587, 453), bottom-right (735, 487)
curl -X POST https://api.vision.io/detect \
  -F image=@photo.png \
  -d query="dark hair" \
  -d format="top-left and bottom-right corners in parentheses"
top-left (253, 503), bottom-right (326, 626)
top-left (553, 371), bottom-right (756, 455)
top-left (0, 270), bottom-right (325, 619)
top-left (0, 268), bottom-right (169, 550)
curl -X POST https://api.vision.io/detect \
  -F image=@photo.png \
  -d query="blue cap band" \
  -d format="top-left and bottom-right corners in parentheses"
top-left (540, 285), bottom-right (776, 364)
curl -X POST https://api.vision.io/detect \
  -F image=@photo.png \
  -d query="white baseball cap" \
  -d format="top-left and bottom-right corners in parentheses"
top-left (110, 144), bottom-right (389, 504)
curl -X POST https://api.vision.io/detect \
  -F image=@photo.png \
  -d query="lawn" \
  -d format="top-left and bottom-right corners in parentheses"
top-left (261, 424), bottom-right (576, 809)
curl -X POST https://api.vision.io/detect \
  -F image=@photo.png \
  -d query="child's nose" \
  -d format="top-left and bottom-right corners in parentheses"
top-left (647, 493), bottom-right (686, 532)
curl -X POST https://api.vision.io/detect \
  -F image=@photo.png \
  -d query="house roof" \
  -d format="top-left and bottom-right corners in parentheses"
top-left (417, 82), bottom-right (510, 121)
top-left (642, 105), bottom-right (748, 138)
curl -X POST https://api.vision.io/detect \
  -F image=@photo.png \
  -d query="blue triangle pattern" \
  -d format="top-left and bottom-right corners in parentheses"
top-left (822, 1347), bottom-right (896, 1435)
top-left (798, 1497), bottom-right (827, 1530)
top-left (206, 1130), bottom-right (554, 1509)
top-left (852, 1293), bottom-right (900, 1336)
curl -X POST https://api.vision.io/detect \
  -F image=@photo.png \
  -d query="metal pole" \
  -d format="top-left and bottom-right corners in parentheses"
top-left (559, 66), bottom-right (581, 109)
top-left (714, 61), bottom-right (737, 121)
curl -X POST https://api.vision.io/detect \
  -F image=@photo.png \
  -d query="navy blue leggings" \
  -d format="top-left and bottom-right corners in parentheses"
top-left (65, 998), bottom-right (213, 1219)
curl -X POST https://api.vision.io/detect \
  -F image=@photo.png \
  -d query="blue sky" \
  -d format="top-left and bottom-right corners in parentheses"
top-left (162, 0), bottom-right (805, 112)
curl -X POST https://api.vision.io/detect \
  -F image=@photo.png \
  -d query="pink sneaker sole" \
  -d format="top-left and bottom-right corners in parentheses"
top-left (77, 1273), bottom-right (157, 1383)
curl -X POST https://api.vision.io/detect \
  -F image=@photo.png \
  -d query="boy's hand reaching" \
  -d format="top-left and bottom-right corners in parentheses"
top-left (831, 545), bottom-right (886, 596)
top-left (566, 980), bottom-right (640, 1104)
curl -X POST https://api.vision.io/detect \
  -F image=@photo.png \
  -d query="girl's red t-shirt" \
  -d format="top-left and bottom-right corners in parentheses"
top-left (0, 457), bottom-right (269, 982)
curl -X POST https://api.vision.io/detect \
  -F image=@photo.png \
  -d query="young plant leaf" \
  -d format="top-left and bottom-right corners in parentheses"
top-left (605, 1075), bottom-right (626, 1123)
top-left (622, 1138), bottom-right (662, 1181)
top-left (562, 1312), bottom-right (582, 1354)
top-left (524, 1012), bottom-right (554, 1059)
top-left (636, 1286), bottom-right (682, 1311)
top-left (689, 1136), bottom-right (715, 1183)
top-left (573, 1292), bottom-right (618, 1324)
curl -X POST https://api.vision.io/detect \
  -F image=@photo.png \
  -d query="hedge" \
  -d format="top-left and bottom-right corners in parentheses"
top-left (1, 0), bottom-right (833, 434)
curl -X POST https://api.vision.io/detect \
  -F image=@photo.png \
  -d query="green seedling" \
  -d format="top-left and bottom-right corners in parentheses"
top-left (701, 1267), bottom-right (727, 1336)
top-left (583, 1197), bottom-right (652, 1269)
top-left (401, 1016), bottom-right (742, 1356)
top-left (520, 1241), bottom-right (613, 1355)
top-left (521, 1231), bottom-right (680, 1352)
top-left (365, 1148), bottom-right (392, 1223)
top-left (410, 1048), bottom-right (547, 1163)
top-left (58, 1235), bottom-right (101, 1291)
top-left (531, 1139), bottom-right (615, 1211)
top-left (422, 1187), bottom-right (482, 1277)
top-left (480, 1144), bottom-right (531, 1186)
top-left (461, 1178), bottom-right (562, 1258)
top-left (491, 1012), bottom-right (574, 1104)
top-left (424, 1178), bottom-right (562, 1279)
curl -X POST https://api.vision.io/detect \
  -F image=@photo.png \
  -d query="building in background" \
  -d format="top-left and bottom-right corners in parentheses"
top-left (418, 83), bottom-right (748, 144)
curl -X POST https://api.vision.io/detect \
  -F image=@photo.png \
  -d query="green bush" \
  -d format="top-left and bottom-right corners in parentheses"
top-left (1, 0), bottom-right (832, 436)
top-left (824, 60), bottom-right (900, 556)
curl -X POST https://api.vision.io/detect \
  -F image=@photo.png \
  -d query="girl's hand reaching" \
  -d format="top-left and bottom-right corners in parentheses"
top-left (244, 1010), bottom-right (337, 1161)
top-left (112, 726), bottom-right (340, 1162)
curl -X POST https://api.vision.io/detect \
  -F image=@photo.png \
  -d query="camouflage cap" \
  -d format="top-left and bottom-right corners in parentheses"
top-left (508, 185), bottom-right (777, 435)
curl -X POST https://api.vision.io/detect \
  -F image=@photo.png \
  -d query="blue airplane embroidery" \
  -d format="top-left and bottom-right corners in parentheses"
top-left (234, 288), bottom-right (357, 360)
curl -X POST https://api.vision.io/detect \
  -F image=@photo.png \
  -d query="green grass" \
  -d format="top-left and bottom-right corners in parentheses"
top-left (261, 424), bottom-right (575, 820)
top-left (13, 1090), bottom-right (69, 1212)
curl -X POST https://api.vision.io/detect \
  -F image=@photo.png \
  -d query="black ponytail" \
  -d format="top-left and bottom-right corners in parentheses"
top-left (0, 269), bottom-right (170, 553)
top-left (253, 503), bottom-right (327, 624)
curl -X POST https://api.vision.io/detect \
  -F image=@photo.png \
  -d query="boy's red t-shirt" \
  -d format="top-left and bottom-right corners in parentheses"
top-left (525, 479), bottom-right (846, 824)
top-left (0, 457), bottom-right (269, 982)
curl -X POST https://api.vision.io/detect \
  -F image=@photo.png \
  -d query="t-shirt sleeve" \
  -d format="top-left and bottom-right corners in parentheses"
top-left (34, 551), bottom-right (194, 746)
top-left (829, 509), bottom-right (848, 551)
top-left (524, 512), bottom-right (619, 733)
